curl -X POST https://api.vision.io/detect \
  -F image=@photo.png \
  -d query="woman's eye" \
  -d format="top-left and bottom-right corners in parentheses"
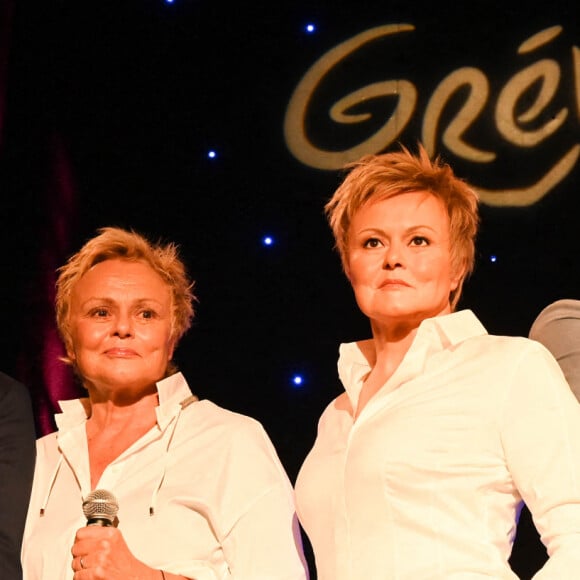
top-left (90, 308), bottom-right (109, 318)
top-left (139, 310), bottom-right (155, 319)
top-left (363, 238), bottom-right (382, 248)
top-left (410, 236), bottom-right (429, 246)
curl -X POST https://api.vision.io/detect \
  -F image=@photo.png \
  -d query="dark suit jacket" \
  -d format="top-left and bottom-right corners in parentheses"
top-left (0, 372), bottom-right (36, 580)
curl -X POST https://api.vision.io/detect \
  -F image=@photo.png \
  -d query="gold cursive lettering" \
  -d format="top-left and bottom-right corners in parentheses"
top-left (422, 67), bottom-right (494, 162)
top-left (284, 24), bottom-right (580, 206)
top-left (495, 59), bottom-right (567, 147)
top-left (284, 24), bottom-right (415, 170)
top-left (476, 144), bottom-right (580, 206)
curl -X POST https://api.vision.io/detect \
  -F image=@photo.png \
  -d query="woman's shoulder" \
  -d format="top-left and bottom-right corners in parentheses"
top-left (184, 399), bottom-right (272, 443)
top-left (33, 431), bottom-right (60, 468)
top-left (181, 400), bottom-right (290, 481)
top-left (461, 332), bottom-right (565, 384)
top-left (36, 429), bottom-right (59, 447)
top-left (465, 330), bottom-right (544, 355)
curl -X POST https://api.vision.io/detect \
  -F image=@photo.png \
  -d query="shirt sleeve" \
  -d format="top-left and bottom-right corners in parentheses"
top-left (218, 421), bottom-right (309, 580)
top-left (0, 375), bottom-right (36, 580)
top-left (499, 342), bottom-right (580, 579)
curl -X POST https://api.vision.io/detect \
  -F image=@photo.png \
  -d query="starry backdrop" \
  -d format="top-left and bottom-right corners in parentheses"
top-left (1, 0), bottom-right (580, 577)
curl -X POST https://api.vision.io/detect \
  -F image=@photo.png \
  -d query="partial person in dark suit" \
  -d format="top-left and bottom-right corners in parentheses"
top-left (0, 371), bottom-right (35, 579)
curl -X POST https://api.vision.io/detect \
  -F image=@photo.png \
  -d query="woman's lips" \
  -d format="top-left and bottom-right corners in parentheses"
top-left (378, 279), bottom-right (410, 288)
top-left (105, 348), bottom-right (139, 357)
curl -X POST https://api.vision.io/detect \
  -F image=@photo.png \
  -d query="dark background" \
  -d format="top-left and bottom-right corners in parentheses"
top-left (2, 1), bottom-right (580, 577)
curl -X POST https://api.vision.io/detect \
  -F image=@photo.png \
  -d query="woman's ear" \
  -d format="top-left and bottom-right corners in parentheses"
top-left (342, 254), bottom-right (351, 282)
top-left (450, 258), bottom-right (466, 292)
top-left (168, 337), bottom-right (177, 361)
top-left (66, 338), bottom-right (76, 363)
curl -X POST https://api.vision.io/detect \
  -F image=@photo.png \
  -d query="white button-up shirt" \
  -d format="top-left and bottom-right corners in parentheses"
top-left (23, 372), bottom-right (308, 579)
top-left (296, 310), bottom-right (580, 579)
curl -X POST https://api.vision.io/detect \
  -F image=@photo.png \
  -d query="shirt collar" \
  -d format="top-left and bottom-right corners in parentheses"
top-left (430, 308), bottom-right (488, 346)
top-left (337, 310), bottom-right (487, 406)
top-left (54, 371), bottom-right (195, 432)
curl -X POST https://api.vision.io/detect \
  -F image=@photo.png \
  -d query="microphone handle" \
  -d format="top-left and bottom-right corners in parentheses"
top-left (87, 516), bottom-right (114, 527)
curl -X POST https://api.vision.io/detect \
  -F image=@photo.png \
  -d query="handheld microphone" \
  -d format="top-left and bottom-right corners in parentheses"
top-left (82, 489), bottom-right (119, 527)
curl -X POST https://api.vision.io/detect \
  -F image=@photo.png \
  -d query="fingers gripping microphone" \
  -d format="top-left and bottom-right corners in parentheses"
top-left (82, 489), bottom-right (119, 527)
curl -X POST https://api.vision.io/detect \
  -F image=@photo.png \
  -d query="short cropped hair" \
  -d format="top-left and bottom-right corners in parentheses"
top-left (325, 143), bottom-right (479, 309)
top-left (56, 227), bottom-right (195, 369)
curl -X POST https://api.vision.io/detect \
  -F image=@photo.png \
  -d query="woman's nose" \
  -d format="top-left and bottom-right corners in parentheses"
top-left (113, 313), bottom-right (133, 337)
top-left (383, 243), bottom-right (403, 269)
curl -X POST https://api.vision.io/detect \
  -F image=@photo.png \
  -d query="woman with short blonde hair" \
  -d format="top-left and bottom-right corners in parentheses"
top-left (296, 144), bottom-right (580, 579)
top-left (23, 226), bottom-right (308, 580)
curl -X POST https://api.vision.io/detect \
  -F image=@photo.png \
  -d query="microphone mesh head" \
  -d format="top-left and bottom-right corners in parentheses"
top-left (82, 489), bottom-right (119, 523)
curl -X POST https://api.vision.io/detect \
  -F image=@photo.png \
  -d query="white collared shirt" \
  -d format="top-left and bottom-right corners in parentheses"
top-left (22, 372), bottom-right (308, 579)
top-left (296, 310), bottom-right (580, 579)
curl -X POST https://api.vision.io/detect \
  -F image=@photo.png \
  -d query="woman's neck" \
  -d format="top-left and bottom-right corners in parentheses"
top-left (371, 318), bottom-right (419, 361)
top-left (85, 391), bottom-right (159, 489)
top-left (354, 323), bottom-right (418, 419)
top-left (86, 390), bottom-right (159, 435)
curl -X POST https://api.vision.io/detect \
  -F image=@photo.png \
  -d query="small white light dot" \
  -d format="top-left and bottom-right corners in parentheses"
top-left (262, 236), bottom-right (274, 246)
top-left (305, 23), bottom-right (316, 34)
top-left (207, 150), bottom-right (217, 159)
top-left (490, 255), bottom-right (497, 263)
top-left (292, 374), bottom-right (304, 387)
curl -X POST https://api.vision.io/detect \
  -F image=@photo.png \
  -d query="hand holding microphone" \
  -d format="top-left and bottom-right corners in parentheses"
top-left (73, 489), bottom-right (174, 578)
top-left (73, 489), bottom-right (120, 574)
